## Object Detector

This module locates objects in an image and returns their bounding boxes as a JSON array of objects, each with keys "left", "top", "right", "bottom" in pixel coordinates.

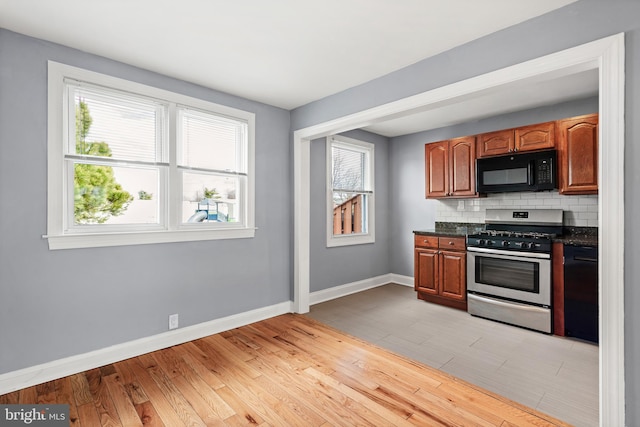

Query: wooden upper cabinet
[
  {"left": 477, "top": 129, "right": 513, "bottom": 157},
  {"left": 557, "top": 113, "right": 599, "bottom": 195},
  {"left": 477, "top": 121, "right": 556, "bottom": 157},
  {"left": 425, "top": 141, "right": 449, "bottom": 198},
  {"left": 449, "top": 136, "right": 476, "bottom": 197},
  {"left": 425, "top": 136, "right": 476, "bottom": 198},
  {"left": 515, "top": 121, "right": 555, "bottom": 152}
]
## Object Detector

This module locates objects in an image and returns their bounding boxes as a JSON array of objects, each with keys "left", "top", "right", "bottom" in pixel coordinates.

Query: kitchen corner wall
[{"left": 437, "top": 192, "right": 598, "bottom": 227}]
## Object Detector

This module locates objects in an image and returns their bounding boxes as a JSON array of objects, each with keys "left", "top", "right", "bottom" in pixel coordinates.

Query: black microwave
[{"left": 476, "top": 149, "right": 557, "bottom": 193}]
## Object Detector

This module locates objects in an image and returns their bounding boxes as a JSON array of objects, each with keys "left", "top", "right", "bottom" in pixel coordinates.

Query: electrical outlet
[
  {"left": 457, "top": 200, "right": 465, "bottom": 211},
  {"left": 168, "top": 313, "right": 179, "bottom": 330}
]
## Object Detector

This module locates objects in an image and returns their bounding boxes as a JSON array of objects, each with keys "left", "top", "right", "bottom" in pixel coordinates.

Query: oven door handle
[{"left": 466, "top": 246, "right": 551, "bottom": 259}]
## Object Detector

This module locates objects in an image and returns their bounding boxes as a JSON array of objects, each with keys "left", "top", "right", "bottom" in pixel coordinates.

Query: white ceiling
[{"left": 0, "top": 0, "right": 592, "bottom": 136}]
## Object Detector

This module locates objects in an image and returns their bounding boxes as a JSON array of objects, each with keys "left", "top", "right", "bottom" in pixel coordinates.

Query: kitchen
[
  {"left": 416, "top": 111, "right": 598, "bottom": 340},
  {"left": 308, "top": 90, "right": 601, "bottom": 426}
]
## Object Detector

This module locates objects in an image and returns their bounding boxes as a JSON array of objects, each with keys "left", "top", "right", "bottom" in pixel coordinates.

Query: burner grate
[{"left": 476, "top": 230, "right": 556, "bottom": 239}]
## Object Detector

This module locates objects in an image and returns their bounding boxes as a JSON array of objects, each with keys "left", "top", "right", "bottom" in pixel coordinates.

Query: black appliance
[
  {"left": 476, "top": 149, "right": 557, "bottom": 193},
  {"left": 467, "top": 209, "right": 563, "bottom": 334},
  {"left": 564, "top": 245, "right": 599, "bottom": 344}
]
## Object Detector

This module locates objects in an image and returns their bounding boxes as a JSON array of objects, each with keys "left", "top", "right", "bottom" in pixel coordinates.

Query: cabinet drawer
[
  {"left": 414, "top": 235, "right": 439, "bottom": 248},
  {"left": 438, "top": 236, "right": 466, "bottom": 251}
]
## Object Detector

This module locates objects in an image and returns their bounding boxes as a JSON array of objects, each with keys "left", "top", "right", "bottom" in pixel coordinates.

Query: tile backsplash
[{"left": 436, "top": 192, "right": 598, "bottom": 227}]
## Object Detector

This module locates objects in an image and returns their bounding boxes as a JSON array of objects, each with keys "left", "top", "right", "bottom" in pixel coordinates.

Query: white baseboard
[
  {"left": 309, "top": 273, "right": 414, "bottom": 305},
  {"left": 0, "top": 301, "right": 293, "bottom": 395},
  {"left": 388, "top": 273, "right": 414, "bottom": 288},
  {"left": 0, "top": 272, "right": 413, "bottom": 395}
]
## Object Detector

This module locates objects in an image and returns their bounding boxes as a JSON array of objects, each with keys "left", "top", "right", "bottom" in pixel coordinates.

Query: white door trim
[{"left": 293, "top": 33, "right": 625, "bottom": 426}]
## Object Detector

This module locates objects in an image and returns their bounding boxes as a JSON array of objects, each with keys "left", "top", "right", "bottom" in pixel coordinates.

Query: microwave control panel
[{"left": 536, "top": 159, "right": 553, "bottom": 184}]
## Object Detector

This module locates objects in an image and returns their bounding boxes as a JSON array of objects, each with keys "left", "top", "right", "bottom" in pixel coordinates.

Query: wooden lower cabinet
[{"left": 414, "top": 235, "right": 467, "bottom": 310}]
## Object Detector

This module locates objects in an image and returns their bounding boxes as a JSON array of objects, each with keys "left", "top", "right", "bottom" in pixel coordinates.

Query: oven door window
[{"left": 475, "top": 255, "right": 539, "bottom": 293}]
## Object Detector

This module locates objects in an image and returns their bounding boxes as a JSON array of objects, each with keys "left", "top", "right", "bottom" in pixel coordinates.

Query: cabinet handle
[{"left": 448, "top": 241, "right": 454, "bottom": 245}]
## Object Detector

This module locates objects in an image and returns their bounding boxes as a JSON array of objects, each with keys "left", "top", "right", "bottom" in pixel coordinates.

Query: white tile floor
[{"left": 306, "top": 283, "right": 599, "bottom": 427}]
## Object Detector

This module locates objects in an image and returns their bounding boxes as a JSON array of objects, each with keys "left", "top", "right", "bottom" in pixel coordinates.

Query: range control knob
[
  {"left": 478, "top": 239, "right": 486, "bottom": 246},
  {"left": 502, "top": 241, "right": 510, "bottom": 247}
]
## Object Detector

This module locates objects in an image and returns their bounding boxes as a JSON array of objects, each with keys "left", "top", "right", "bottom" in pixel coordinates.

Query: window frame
[
  {"left": 47, "top": 61, "right": 255, "bottom": 250},
  {"left": 325, "top": 135, "right": 375, "bottom": 247}
]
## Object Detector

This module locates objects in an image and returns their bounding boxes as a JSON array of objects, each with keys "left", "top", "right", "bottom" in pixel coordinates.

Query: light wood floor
[
  {"left": 0, "top": 313, "right": 572, "bottom": 426},
  {"left": 306, "top": 284, "right": 599, "bottom": 427}
]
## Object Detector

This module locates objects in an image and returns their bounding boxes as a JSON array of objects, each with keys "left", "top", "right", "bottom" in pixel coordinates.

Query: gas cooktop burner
[
  {"left": 466, "top": 209, "right": 563, "bottom": 254},
  {"left": 476, "top": 230, "right": 556, "bottom": 239}
]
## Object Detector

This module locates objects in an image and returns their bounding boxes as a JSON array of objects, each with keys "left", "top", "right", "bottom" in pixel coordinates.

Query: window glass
[
  {"left": 72, "top": 164, "right": 160, "bottom": 225},
  {"left": 182, "top": 172, "right": 241, "bottom": 224}
]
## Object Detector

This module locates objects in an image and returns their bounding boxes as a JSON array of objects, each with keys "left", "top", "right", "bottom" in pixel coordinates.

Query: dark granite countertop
[
  {"left": 414, "top": 223, "right": 598, "bottom": 246},
  {"left": 553, "top": 226, "right": 598, "bottom": 246},
  {"left": 553, "top": 236, "right": 598, "bottom": 246},
  {"left": 413, "top": 229, "right": 467, "bottom": 237},
  {"left": 413, "top": 222, "right": 484, "bottom": 238}
]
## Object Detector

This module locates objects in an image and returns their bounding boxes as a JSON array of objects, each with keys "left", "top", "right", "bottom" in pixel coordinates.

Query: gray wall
[
  {"left": 309, "top": 129, "right": 390, "bottom": 292},
  {"left": 389, "top": 97, "right": 598, "bottom": 277},
  {"left": 291, "top": 1, "right": 640, "bottom": 423},
  {"left": 2, "top": 0, "right": 640, "bottom": 422},
  {"left": 0, "top": 29, "right": 291, "bottom": 374}
]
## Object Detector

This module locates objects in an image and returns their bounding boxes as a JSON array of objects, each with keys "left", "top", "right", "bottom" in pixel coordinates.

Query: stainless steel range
[{"left": 466, "top": 209, "right": 563, "bottom": 333}]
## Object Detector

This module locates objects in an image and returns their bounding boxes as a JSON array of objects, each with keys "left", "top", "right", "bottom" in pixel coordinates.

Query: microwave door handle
[{"left": 528, "top": 160, "right": 535, "bottom": 186}]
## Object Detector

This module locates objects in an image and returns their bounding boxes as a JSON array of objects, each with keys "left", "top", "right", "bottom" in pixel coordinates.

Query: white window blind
[
  {"left": 178, "top": 107, "right": 246, "bottom": 173},
  {"left": 332, "top": 145, "right": 365, "bottom": 194},
  {"left": 68, "top": 82, "right": 166, "bottom": 163}
]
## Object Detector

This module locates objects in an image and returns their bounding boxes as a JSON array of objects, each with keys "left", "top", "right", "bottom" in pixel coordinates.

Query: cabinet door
[
  {"left": 415, "top": 248, "right": 439, "bottom": 295},
  {"left": 425, "top": 141, "right": 449, "bottom": 198},
  {"left": 552, "top": 242, "right": 565, "bottom": 336},
  {"left": 477, "top": 129, "right": 513, "bottom": 157},
  {"left": 515, "top": 121, "right": 555, "bottom": 152},
  {"left": 439, "top": 250, "right": 466, "bottom": 300},
  {"left": 449, "top": 136, "right": 476, "bottom": 197},
  {"left": 557, "top": 114, "right": 599, "bottom": 195}
]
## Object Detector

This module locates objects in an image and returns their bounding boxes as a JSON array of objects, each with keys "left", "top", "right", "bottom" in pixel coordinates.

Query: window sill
[
  {"left": 326, "top": 233, "right": 375, "bottom": 248},
  {"left": 45, "top": 227, "right": 256, "bottom": 250}
]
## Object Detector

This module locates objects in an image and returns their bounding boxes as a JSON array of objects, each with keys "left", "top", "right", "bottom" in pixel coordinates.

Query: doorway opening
[{"left": 293, "top": 33, "right": 625, "bottom": 425}]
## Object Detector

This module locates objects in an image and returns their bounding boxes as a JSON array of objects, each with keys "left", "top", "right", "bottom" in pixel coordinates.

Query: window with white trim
[
  {"left": 47, "top": 62, "right": 255, "bottom": 249},
  {"left": 326, "top": 135, "right": 374, "bottom": 247}
]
